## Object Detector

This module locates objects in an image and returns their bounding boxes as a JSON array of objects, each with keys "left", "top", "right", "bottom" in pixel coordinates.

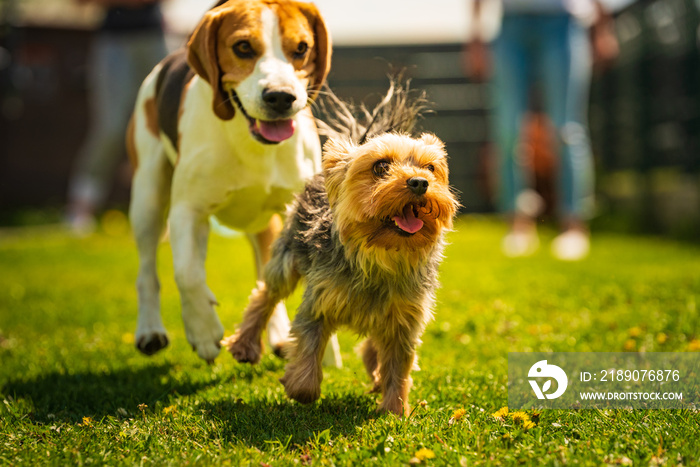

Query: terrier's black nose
[
  {"left": 407, "top": 177, "right": 429, "bottom": 195},
  {"left": 262, "top": 89, "right": 296, "bottom": 113}
]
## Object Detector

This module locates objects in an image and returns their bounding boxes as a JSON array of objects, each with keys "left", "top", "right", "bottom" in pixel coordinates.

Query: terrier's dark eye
[
  {"left": 233, "top": 41, "right": 255, "bottom": 58},
  {"left": 426, "top": 164, "right": 435, "bottom": 172},
  {"left": 373, "top": 160, "right": 390, "bottom": 177},
  {"left": 293, "top": 41, "right": 309, "bottom": 59}
]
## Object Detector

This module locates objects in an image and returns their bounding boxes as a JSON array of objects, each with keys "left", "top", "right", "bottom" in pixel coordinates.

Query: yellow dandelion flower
[
  {"left": 80, "top": 416, "right": 93, "bottom": 427},
  {"left": 688, "top": 339, "right": 700, "bottom": 351},
  {"left": 492, "top": 406, "right": 509, "bottom": 420},
  {"left": 523, "top": 420, "right": 536, "bottom": 430},
  {"left": 623, "top": 339, "right": 637, "bottom": 351},
  {"left": 510, "top": 411, "right": 530, "bottom": 424},
  {"left": 449, "top": 408, "right": 467, "bottom": 425},
  {"left": 163, "top": 405, "right": 177, "bottom": 415},
  {"left": 628, "top": 327, "right": 643, "bottom": 338},
  {"left": 414, "top": 448, "right": 436, "bottom": 460},
  {"left": 656, "top": 332, "right": 667, "bottom": 344}
]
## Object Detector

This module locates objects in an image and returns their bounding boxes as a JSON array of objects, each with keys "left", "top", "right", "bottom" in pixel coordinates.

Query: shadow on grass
[
  {"left": 3, "top": 363, "right": 212, "bottom": 423},
  {"left": 202, "top": 393, "right": 378, "bottom": 449}
]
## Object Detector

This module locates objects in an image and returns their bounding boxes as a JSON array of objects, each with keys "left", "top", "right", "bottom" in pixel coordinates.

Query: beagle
[{"left": 127, "top": 0, "right": 340, "bottom": 365}]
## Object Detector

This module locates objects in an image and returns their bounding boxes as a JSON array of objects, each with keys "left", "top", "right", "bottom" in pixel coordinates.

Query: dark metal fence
[
  {"left": 591, "top": 0, "right": 700, "bottom": 173},
  {"left": 0, "top": 26, "right": 94, "bottom": 213},
  {"left": 589, "top": 0, "right": 700, "bottom": 235},
  {"left": 324, "top": 44, "right": 493, "bottom": 214}
]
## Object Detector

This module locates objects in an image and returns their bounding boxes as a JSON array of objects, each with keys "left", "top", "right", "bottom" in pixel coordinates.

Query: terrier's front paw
[
  {"left": 378, "top": 397, "right": 408, "bottom": 417},
  {"left": 224, "top": 332, "right": 263, "bottom": 364},
  {"left": 368, "top": 381, "right": 381, "bottom": 394},
  {"left": 280, "top": 373, "right": 321, "bottom": 404}
]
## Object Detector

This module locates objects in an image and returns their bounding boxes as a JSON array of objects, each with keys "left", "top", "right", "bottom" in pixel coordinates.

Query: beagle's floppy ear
[
  {"left": 187, "top": 9, "right": 236, "bottom": 121},
  {"left": 322, "top": 137, "right": 353, "bottom": 205},
  {"left": 298, "top": 2, "right": 332, "bottom": 100}
]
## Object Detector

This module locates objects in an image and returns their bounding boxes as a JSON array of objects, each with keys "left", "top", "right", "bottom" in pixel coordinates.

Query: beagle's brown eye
[
  {"left": 293, "top": 41, "right": 309, "bottom": 59},
  {"left": 373, "top": 160, "right": 390, "bottom": 177},
  {"left": 233, "top": 40, "right": 255, "bottom": 58},
  {"left": 426, "top": 164, "right": 435, "bottom": 173}
]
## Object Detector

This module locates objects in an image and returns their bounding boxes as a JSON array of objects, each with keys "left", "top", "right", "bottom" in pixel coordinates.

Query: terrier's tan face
[{"left": 323, "top": 133, "right": 458, "bottom": 252}]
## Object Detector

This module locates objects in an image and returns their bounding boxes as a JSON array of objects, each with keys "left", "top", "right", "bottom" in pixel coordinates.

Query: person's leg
[
  {"left": 67, "top": 34, "right": 135, "bottom": 231},
  {"left": 67, "top": 31, "right": 167, "bottom": 232},
  {"left": 129, "top": 29, "right": 168, "bottom": 94},
  {"left": 491, "top": 16, "right": 539, "bottom": 256},
  {"left": 539, "top": 15, "right": 594, "bottom": 259}
]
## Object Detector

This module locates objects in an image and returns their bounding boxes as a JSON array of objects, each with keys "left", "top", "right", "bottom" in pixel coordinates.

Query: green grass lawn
[{"left": 1, "top": 216, "right": 699, "bottom": 465}]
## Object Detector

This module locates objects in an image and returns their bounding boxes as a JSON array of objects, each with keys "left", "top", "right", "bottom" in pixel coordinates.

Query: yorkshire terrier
[{"left": 224, "top": 80, "right": 459, "bottom": 416}]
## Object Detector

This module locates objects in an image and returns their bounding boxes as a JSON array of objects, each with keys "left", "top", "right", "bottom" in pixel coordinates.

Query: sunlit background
[{"left": 0, "top": 0, "right": 698, "bottom": 238}]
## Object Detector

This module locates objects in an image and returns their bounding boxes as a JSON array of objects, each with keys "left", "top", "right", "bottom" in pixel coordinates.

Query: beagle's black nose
[
  {"left": 262, "top": 89, "right": 296, "bottom": 114},
  {"left": 407, "top": 177, "right": 429, "bottom": 195}
]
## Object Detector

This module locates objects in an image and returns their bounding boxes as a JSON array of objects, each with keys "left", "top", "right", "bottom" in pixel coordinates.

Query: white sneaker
[
  {"left": 551, "top": 230, "right": 590, "bottom": 261},
  {"left": 502, "top": 230, "right": 540, "bottom": 257},
  {"left": 65, "top": 212, "right": 97, "bottom": 236}
]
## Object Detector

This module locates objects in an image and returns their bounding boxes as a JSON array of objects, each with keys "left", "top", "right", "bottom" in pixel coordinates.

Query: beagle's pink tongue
[
  {"left": 256, "top": 119, "right": 296, "bottom": 142},
  {"left": 393, "top": 205, "right": 423, "bottom": 233}
]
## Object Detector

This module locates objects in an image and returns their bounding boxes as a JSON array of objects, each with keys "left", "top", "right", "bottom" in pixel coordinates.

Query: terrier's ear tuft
[
  {"left": 322, "top": 137, "right": 354, "bottom": 205},
  {"left": 420, "top": 133, "right": 445, "bottom": 150}
]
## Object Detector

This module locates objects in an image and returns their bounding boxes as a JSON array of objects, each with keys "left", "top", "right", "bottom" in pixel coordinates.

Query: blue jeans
[{"left": 491, "top": 13, "right": 594, "bottom": 219}]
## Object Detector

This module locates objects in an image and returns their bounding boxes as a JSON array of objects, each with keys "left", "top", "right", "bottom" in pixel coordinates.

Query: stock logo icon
[{"left": 528, "top": 360, "right": 568, "bottom": 399}]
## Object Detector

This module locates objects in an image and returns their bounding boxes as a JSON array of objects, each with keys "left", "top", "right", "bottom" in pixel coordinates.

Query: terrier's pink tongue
[
  {"left": 393, "top": 205, "right": 423, "bottom": 234},
  {"left": 256, "top": 119, "right": 296, "bottom": 142}
]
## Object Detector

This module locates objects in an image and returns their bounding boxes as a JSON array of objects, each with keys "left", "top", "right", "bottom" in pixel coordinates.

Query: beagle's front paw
[
  {"left": 183, "top": 309, "right": 224, "bottom": 364},
  {"left": 191, "top": 337, "right": 222, "bottom": 364},
  {"left": 135, "top": 328, "right": 169, "bottom": 356}
]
